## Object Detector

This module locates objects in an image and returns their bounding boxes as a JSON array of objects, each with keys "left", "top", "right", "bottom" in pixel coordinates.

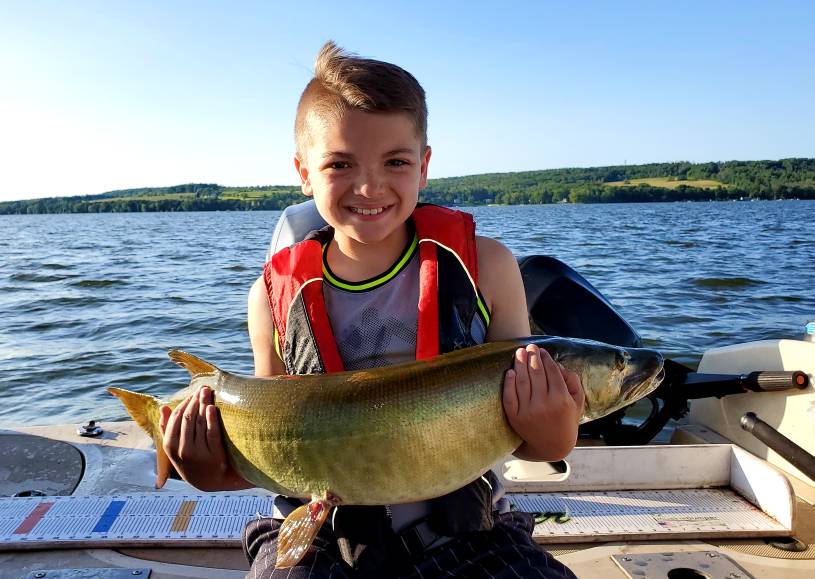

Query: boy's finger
[
  {"left": 164, "top": 397, "right": 191, "bottom": 458},
  {"left": 526, "top": 345, "right": 543, "bottom": 372},
  {"left": 195, "top": 406, "right": 209, "bottom": 447},
  {"left": 526, "top": 344, "right": 547, "bottom": 396},
  {"left": 513, "top": 348, "right": 531, "bottom": 406},
  {"left": 198, "top": 387, "right": 216, "bottom": 447},
  {"left": 159, "top": 405, "right": 171, "bottom": 433},
  {"left": 540, "top": 349, "right": 569, "bottom": 401},
  {"left": 531, "top": 347, "right": 558, "bottom": 405},
  {"left": 198, "top": 387, "right": 209, "bottom": 419},
  {"left": 502, "top": 369, "right": 519, "bottom": 417},
  {"left": 205, "top": 405, "right": 223, "bottom": 457},
  {"left": 180, "top": 394, "right": 200, "bottom": 456}
]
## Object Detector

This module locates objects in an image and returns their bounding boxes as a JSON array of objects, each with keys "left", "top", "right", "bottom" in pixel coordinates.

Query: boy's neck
[{"left": 326, "top": 224, "right": 411, "bottom": 282}]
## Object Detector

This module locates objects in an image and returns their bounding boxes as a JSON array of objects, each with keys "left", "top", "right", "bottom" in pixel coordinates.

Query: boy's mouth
[{"left": 349, "top": 205, "right": 389, "bottom": 216}]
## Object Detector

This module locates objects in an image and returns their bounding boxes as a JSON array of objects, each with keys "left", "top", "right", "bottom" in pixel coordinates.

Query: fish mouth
[{"left": 621, "top": 353, "right": 665, "bottom": 403}]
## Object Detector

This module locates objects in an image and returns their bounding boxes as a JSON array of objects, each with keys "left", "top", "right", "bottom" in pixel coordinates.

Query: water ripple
[
  {"left": 10, "top": 273, "right": 72, "bottom": 283},
  {"left": 1, "top": 202, "right": 814, "bottom": 426},
  {"left": 70, "top": 279, "right": 128, "bottom": 288},
  {"left": 690, "top": 276, "right": 766, "bottom": 288}
]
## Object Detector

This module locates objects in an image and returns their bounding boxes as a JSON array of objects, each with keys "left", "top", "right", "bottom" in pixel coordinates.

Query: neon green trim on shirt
[
  {"left": 273, "top": 327, "right": 281, "bottom": 359},
  {"left": 476, "top": 290, "right": 491, "bottom": 327},
  {"left": 322, "top": 234, "right": 419, "bottom": 292}
]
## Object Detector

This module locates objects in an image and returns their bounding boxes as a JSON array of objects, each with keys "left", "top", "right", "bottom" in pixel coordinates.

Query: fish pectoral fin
[
  {"left": 275, "top": 498, "right": 333, "bottom": 568},
  {"left": 168, "top": 350, "right": 219, "bottom": 377}
]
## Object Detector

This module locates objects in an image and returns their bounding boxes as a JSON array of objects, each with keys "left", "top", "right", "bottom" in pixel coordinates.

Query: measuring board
[
  {"left": 0, "top": 488, "right": 789, "bottom": 550},
  {"left": 0, "top": 494, "right": 276, "bottom": 549},
  {"left": 515, "top": 488, "right": 789, "bottom": 543}
]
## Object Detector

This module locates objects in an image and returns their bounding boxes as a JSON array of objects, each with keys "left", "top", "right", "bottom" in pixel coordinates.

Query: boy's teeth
[{"left": 351, "top": 207, "right": 385, "bottom": 216}]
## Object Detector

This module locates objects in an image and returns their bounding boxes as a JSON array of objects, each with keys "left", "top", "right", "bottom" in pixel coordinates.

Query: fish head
[{"left": 535, "top": 337, "right": 664, "bottom": 423}]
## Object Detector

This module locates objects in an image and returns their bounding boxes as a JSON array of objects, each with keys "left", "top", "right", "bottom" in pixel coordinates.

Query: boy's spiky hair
[{"left": 295, "top": 41, "right": 428, "bottom": 158}]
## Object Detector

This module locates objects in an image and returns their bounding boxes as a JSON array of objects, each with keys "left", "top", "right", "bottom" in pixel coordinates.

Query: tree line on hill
[{"left": 2, "top": 158, "right": 814, "bottom": 215}]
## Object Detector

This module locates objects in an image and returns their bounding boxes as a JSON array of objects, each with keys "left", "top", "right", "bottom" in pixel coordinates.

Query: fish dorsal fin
[{"left": 168, "top": 350, "right": 220, "bottom": 377}]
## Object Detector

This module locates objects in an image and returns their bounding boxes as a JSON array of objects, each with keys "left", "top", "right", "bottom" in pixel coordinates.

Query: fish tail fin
[
  {"left": 275, "top": 498, "right": 334, "bottom": 568},
  {"left": 107, "top": 386, "right": 171, "bottom": 489},
  {"left": 168, "top": 349, "right": 220, "bottom": 377},
  {"left": 107, "top": 387, "right": 161, "bottom": 439}
]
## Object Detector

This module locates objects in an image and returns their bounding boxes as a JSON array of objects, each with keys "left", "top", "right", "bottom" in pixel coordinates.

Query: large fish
[{"left": 109, "top": 336, "right": 663, "bottom": 567}]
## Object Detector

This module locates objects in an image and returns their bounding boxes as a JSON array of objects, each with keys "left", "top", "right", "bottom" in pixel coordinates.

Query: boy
[{"left": 161, "top": 42, "right": 583, "bottom": 578}]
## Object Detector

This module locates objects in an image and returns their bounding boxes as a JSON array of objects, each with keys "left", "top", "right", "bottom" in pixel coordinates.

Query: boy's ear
[
  {"left": 419, "top": 146, "right": 432, "bottom": 189},
  {"left": 294, "top": 155, "right": 313, "bottom": 197}
]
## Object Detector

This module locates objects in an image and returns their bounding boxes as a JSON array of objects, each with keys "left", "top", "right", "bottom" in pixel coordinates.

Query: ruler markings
[
  {"left": 0, "top": 518, "right": 21, "bottom": 537},
  {"left": 13, "top": 501, "right": 54, "bottom": 534},
  {"left": 91, "top": 500, "right": 125, "bottom": 533},
  {"left": 0, "top": 490, "right": 787, "bottom": 545},
  {"left": 1, "top": 500, "right": 34, "bottom": 519},
  {"left": 48, "top": 499, "right": 80, "bottom": 517},
  {"left": 170, "top": 499, "right": 197, "bottom": 533}
]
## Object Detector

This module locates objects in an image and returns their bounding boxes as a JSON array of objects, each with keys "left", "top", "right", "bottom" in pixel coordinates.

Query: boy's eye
[
  {"left": 387, "top": 159, "right": 409, "bottom": 167},
  {"left": 326, "top": 161, "right": 351, "bottom": 170}
]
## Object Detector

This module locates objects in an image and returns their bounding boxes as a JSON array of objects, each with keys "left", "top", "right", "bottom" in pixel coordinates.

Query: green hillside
[
  {"left": 604, "top": 177, "right": 724, "bottom": 189},
  {"left": 2, "top": 158, "right": 814, "bottom": 214}
]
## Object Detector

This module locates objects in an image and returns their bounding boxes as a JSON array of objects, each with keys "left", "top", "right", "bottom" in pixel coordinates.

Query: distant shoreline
[
  {"left": 2, "top": 197, "right": 813, "bottom": 216},
  {"left": 2, "top": 158, "right": 813, "bottom": 215}
]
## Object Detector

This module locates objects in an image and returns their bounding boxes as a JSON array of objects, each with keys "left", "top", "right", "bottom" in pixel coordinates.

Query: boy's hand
[
  {"left": 160, "top": 386, "right": 251, "bottom": 491},
  {"left": 503, "top": 344, "right": 586, "bottom": 461}
]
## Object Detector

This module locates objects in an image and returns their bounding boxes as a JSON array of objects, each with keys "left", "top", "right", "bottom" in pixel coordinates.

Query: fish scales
[
  {"left": 215, "top": 341, "right": 521, "bottom": 504},
  {"left": 110, "top": 336, "right": 663, "bottom": 506}
]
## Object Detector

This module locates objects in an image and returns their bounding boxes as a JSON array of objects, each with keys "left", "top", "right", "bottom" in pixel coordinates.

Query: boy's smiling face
[{"left": 295, "top": 109, "right": 431, "bottom": 249}]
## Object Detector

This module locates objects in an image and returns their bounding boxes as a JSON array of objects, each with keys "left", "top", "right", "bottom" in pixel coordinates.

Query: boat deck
[{"left": 1, "top": 422, "right": 814, "bottom": 579}]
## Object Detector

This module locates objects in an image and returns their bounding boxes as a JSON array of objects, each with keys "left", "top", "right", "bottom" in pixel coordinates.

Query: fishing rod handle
[
  {"left": 740, "top": 412, "right": 815, "bottom": 481},
  {"left": 745, "top": 370, "right": 809, "bottom": 392}
]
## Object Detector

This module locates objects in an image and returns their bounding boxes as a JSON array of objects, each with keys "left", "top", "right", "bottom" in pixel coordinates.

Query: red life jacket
[{"left": 264, "top": 204, "right": 489, "bottom": 375}]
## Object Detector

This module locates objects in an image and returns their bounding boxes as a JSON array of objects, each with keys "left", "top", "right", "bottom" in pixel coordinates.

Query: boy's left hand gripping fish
[{"left": 109, "top": 336, "right": 663, "bottom": 568}]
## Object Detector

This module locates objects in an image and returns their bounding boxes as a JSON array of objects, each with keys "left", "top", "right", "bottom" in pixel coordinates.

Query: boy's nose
[{"left": 356, "top": 171, "right": 385, "bottom": 198}]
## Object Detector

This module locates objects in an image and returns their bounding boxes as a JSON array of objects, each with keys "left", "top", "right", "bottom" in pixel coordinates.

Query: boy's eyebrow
[
  {"left": 383, "top": 148, "right": 417, "bottom": 157},
  {"left": 322, "top": 150, "right": 354, "bottom": 159},
  {"left": 321, "top": 148, "right": 417, "bottom": 159}
]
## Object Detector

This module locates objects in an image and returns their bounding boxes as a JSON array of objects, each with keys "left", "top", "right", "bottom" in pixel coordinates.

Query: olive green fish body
[
  {"left": 196, "top": 341, "right": 522, "bottom": 504},
  {"left": 109, "top": 336, "right": 663, "bottom": 505}
]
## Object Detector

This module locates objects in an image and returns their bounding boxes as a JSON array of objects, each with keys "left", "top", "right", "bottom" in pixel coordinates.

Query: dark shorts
[{"left": 242, "top": 511, "right": 577, "bottom": 579}]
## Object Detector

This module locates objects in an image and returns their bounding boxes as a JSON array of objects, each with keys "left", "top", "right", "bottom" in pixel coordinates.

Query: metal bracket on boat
[
  {"left": 25, "top": 569, "right": 151, "bottom": 579},
  {"left": 612, "top": 551, "right": 754, "bottom": 579},
  {"left": 76, "top": 420, "right": 103, "bottom": 437}
]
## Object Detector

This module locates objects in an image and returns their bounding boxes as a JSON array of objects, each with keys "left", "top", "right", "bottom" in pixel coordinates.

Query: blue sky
[{"left": 1, "top": 1, "right": 813, "bottom": 201}]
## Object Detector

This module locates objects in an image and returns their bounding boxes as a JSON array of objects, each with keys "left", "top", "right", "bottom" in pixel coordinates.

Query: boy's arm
[
  {"left": 248, "top": 275, "right": 286, "bottom": 377},
  {"left": 477, "top": 237, "right": 586, "bottom": 462},
  {"left": 157, "top": 275, "right": 284, "bottom": 492}
]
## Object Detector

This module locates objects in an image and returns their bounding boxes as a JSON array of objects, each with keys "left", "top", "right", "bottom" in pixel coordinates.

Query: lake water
[{"left": 1, "top": 201, "right": 813, "bottom": 427}]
